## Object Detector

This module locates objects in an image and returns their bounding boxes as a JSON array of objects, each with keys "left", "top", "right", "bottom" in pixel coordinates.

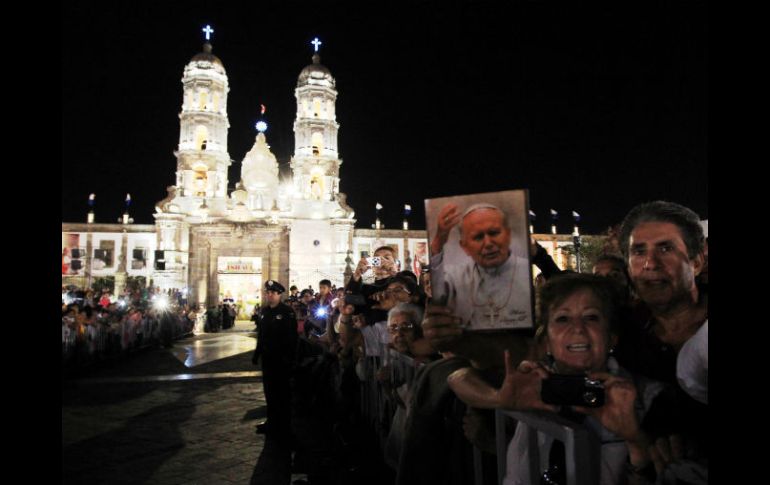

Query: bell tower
[
  {"left": 291, "top": 38, "right": 341, "bottom": 203},
  {"left": 173, "top": 24, "right": 231, "bottom": 218}
]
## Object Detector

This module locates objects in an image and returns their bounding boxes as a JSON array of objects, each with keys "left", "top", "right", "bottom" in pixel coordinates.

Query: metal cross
[
  {"left": 311, "top": 37, "right": 322, "bottom": 52},
  {"left": 202, "top": 25, "right": 214, "bottom": 41},
  {"left": 482, "top": 299, "right": 500, "bottom": 327}
]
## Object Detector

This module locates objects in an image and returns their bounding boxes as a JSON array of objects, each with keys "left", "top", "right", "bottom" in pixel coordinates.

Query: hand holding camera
[
  {"left": 570, "top": 371, "right": 643, "bottom": 444},
  {"left": 496, "top": 353, "right": 560, "bottom": 412},
  {"left": 354, "top": 257, "right": 371, "bottom": 278},
  {"left": 540, "top": 374, "right": 606, "bottom": 408}
]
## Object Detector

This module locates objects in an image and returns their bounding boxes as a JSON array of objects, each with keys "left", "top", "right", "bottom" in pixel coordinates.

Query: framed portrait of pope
[{"left": 425, "top": 189, "right": 534, "bottom": 331}]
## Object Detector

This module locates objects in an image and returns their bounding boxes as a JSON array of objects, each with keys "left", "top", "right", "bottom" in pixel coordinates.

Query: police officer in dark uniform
[{"left": 252, "top": 280, "right": 298, "bottom": 440}]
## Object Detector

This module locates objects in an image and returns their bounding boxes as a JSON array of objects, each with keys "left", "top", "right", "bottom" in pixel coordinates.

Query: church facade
[
  {"left": 62, "top": 34, "right": 587, "bottom": 312},
  {"left": 62, "top": 36, "right": 435, "bottom": 311}
]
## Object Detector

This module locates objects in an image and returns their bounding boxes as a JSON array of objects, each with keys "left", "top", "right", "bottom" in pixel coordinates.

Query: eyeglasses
[
  {"left": 387, "top": 323, "right": 415, "bottom": 333},
  {"left": 384, "top": 287, "right": 410, "bottom": 296}
]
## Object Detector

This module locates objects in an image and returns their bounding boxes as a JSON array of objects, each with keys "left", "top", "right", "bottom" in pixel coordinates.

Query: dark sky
[{"left": 62, "top": 1, "right": 708, "bottom": 234}]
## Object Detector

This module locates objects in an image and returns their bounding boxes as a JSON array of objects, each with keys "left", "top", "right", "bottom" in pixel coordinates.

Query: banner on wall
[{"left": 62, "top": 233, "right": 82, "bottom": 276}]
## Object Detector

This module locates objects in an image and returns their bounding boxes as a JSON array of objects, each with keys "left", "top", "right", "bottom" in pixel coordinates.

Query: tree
[
  {"left": 91, "top": 276, "right": 115, "bottom": 293},
  {"left": 559, "top": 235, "right": 608, "bottom": 273},
  {"left": 125, "top": 276, "right": 147, "bottom": 293}
]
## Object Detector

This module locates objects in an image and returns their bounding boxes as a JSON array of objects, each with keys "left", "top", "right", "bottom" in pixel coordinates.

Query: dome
[
  {"left": 297, "top": 53, "right": 335, "bottom": 88},
  {"left": 241, "top": 133, "right": 279, "bottom": 192},
  {"left": 188, "top": 43, "right": 226, "bottom": 75}
]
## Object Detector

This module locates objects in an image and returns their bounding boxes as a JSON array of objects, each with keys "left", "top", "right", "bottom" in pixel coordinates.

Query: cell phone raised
[{"left": 540, "top": 374, "right": 605, "bottom": 408}]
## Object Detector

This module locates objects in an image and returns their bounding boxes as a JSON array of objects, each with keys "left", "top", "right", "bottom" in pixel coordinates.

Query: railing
[
  {"left": 62, "top": 313, "right": 194, "bottom": 369},
  {"left": 357, "top": 343, "right": 601, "bottom": 485},
  {"left": 357, "top": 343, "right": 494, "bottom": 485},
  {"left": 494, "top": 409, "right": 601, "bottom": 485}
]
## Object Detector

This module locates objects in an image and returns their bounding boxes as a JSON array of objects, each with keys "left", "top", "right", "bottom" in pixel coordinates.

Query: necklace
[{"left": 469, "top": 256, "right": 516, "bottom": 326}]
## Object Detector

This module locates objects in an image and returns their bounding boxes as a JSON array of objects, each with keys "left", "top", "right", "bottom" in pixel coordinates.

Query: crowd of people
[
  {"left": 61, "top": 286, "right": 196, "bottom": 368},
  {"left": 61, "top": 199, "right": 708, "bottom": 484},
  {"left": 249, "top": 200, "right": 708, "bottom": 485}
]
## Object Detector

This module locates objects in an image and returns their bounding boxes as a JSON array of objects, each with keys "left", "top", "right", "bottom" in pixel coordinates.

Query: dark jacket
[{"left": 252, "top": 302, "right": 298, "bottom": 368}]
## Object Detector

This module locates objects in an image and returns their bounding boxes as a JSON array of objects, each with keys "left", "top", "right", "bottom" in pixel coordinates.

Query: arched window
[
  {"left": 195, "top": 126, "right": 209, "bottom": 151},
  {"left": 192, "top": 166, "right": 208, "bottom": 197},
  {"left": 310, "top": 175, "right": 324, "bottom": 200},
  {"left": 311, "top": 132, "right": 324, "bottom": 156},
  {"left": 198, "top": 91, "right": 208, "bottom": 110}
]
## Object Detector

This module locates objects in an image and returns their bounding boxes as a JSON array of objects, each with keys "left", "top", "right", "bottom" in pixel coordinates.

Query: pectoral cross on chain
[{"left": 483, "top": 298, "right": 500, "bottom": 326}]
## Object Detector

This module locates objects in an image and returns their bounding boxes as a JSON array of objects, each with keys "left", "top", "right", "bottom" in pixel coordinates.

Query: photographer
[
  {"left": 295, "top": 289, "right": 314, "bottom": 336},
  {"left": 306, "top": 279, "right": 334, "bottom": 338},
  {"left": 446, "top": 274, "right": 665, "bottom": 485},
  {"left": 345, "top": 246, "right": 400, "bottom": 326}
]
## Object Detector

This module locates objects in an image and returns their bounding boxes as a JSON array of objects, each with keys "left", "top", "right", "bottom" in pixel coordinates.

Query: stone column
[
  {"left": 343, "top": 250, "right": 353, "bottom": 285},
  {"left": 85, "top": 230, "right": 93, "bottom": 290},
  {"left": 268, "top": 240, "right": 281, "bottom": 282},
  {"left": 403, "top": 232, "right": 411, "bottom": 273},
  {"left": 114, "top": 229, "right": 128, "bottom": 297}
]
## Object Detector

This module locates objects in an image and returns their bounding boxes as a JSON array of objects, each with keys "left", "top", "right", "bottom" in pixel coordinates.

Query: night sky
[{"left": 62, "top": 1, "right": 708, "bottom": 234}]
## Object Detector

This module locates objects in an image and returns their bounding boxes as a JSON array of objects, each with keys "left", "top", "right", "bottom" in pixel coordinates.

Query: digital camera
[
  {"left": 540, "top": 374, "right": 605, "bottom": 408},
  {"left": 367, "top": 256, "right": 382, "bottom": 267},
  {"left": 343, "top": 293, "right": 367, "bottom": 306}
]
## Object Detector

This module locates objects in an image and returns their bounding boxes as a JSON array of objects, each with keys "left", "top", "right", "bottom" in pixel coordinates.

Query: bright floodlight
[{"left": 154, "top": 295, "right": 170, "bottom": 311}]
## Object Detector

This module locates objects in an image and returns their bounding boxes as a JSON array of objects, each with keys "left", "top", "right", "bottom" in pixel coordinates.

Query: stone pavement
[{"left": 62, "top": 327, "right": 394, "bottom": 485}]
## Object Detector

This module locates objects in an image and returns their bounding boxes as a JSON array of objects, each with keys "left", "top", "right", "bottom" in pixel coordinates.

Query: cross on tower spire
[
  {"left": 202, "top": 25, "right": 214, "bottom": 41},
  {"left": 311, "top": 37, "right": 322, "bottom": 52}
]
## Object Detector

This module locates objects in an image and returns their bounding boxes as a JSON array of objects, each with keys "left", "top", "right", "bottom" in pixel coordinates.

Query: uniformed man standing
[{"left": 252, "top": 280, "right": 298, "bottom": 440}]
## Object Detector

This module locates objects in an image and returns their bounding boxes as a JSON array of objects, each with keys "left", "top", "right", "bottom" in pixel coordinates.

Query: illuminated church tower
[
  {"left": 286, "top": 38, "right": 355, "bottom": 287},
  {"left": 290, "top": 38, "right": 341, "bottom": 206},
  {"left": 174, "top": 25, "right": 231, "bottom": 216},
  {"left": 153, "top": 25, "right": 232, "bottom": 289}
]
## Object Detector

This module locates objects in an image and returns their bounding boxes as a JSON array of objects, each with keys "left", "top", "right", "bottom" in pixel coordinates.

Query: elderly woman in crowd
[
  {"left": 381, "top": 302, "right": 426, "bottom": 469},
  {"left": 386, "top": 302, "right": 423, "bottom": 357},
  {"left": 447, "top": 273, "right": 663, "bottom": 485}
]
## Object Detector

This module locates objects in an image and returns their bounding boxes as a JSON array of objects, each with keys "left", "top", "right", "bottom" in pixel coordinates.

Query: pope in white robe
[{"left": 430, "top": 203, "right": 533, "bottom": 330}]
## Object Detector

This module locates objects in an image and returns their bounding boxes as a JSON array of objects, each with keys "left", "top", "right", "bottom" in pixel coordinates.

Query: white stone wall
[
  {"left": 289, "top": 219, "right": 347, "bottom": 289},
  {"left": 61, "top": 227, "right": 157, "bottom": 278},
  {"left": 351, "top": 235, "right": 429, "bottom": 271}
]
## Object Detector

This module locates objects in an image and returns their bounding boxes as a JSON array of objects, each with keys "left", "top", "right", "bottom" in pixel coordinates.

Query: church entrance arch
[{"left": 216, "top": 256, "right": 262, "bottom": 320}]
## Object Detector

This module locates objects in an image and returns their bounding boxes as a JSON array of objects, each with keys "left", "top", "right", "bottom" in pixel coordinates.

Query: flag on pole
[
  {"left": 125, "top": 194, "right": 132, "bottom": 206},
  {"left": 404, "top": 204, "right": 411, "bottom": 215},
  {"left": 88, "top": 193, "right": 95, "bottom": 206},
  {"left": 550, "top": 209, "right": 558, "bottom": 220},
  {"left": 376, "top": 203, "right": 383, "bottom": 211},
  {"left": 529, "top": 210, "right": 536, "bottom": 219},
  {"left": 572, "top": 211, "right": 581, "bottom": 222}
]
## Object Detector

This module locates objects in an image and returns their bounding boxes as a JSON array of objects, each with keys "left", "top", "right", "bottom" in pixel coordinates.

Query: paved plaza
[{"left": 62, "top": 324, "right": 392, "bottom": 485}]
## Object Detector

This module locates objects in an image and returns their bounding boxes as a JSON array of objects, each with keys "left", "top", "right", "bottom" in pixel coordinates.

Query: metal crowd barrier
[
  {"left": 62, "top": 313, "right": 194, "bottom": 368},
  {"left": 494, "top": 409, "right": 601, "bottom": 485},
  {"left": 358, "top": 343, "right": 493, "bottom": 485}
]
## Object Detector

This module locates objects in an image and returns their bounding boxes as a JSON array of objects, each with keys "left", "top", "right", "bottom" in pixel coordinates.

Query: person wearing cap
[
  {"left": 252, "top": 280, "right": 298, "bottom": 438},
  {"left": 429, "top": 203, "right": 533, "bottom": 330}
]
